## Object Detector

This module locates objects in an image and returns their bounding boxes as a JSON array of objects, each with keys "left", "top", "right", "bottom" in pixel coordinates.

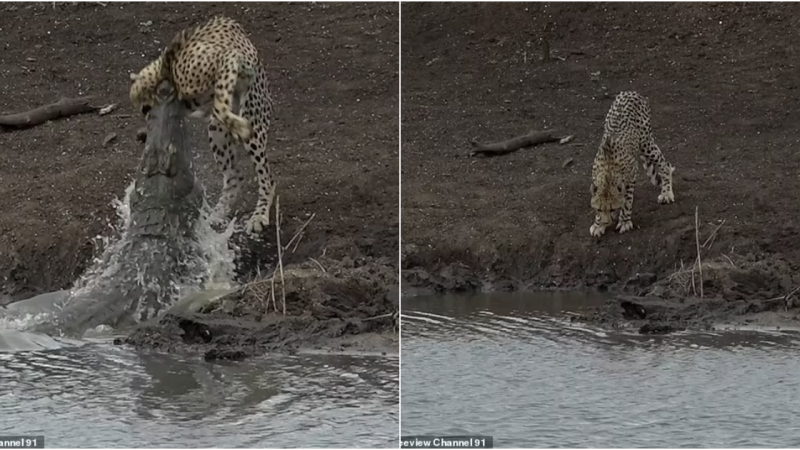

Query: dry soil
[{"left": 401, "top": 2, "right": 800, "bottom": 330}]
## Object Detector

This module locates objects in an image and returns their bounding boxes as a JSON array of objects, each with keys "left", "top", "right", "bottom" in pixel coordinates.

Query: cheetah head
[
  {"left": 590, "top": 181, "right": 624, "bottom": 217},
  {"left": 129, "top": 59, "right": 165, "bottom": 116}
]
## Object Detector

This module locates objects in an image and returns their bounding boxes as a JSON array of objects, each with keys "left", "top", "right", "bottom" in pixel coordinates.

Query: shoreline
[{"left": 402, "top": 243, "right": 800, "bottom": 333}]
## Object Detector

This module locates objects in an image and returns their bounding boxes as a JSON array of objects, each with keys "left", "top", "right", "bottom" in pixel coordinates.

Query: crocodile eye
[{"left": 141, "top": 105, "right": 152, "bottom": 115}]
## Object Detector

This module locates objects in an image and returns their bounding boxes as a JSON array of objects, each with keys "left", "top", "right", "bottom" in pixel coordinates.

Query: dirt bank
[
  {"left": 0, "top": 3, "right": 398, "bottom": 351},
  {"left": 401, "top": 2, "right": 800, "bottom": 329},
  {"left": 124, "top": 257, "right": 398, "bottom": 359},
  {"left": 0, "top": 2, "right": 398, "bottom": 299},
  {"left": 575, "top": 253, "right": 800, "bottom": 333}
]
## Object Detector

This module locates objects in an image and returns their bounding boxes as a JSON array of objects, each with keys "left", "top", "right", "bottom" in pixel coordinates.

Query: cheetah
[
  {"left": 129, "top": 15, "right": 276, "bottom": 234},
  {"left": 589, "top": 91, "right": 675, "bottom": 238}
]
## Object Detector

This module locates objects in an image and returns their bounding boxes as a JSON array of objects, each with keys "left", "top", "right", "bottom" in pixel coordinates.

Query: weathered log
[
  {"left": 0, "top": 97, "right": 99, "bottom": 131},
  {"left": 470, "top": 130, "right": 561, "bottom": 157}
]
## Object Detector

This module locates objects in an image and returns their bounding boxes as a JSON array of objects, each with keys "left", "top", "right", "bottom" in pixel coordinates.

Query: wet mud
[{"left": 124, "top": 257, "right": 398, "bottom": 359}]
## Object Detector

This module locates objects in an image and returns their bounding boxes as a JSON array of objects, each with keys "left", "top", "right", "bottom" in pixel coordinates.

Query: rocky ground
[
  {"left": 401, "top": 2, "right": 800, "bottom": 332},
  {"left": 0, "top": 2, "right": 398, "bottom": 354}
]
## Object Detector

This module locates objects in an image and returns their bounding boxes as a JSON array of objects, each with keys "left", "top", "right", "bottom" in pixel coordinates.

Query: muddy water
[
  {"left": 402, "top": 292, "right": 800, "bottom": 448},
  {"left": 0, "top": 342, "right": 398, "bottom": 448}
]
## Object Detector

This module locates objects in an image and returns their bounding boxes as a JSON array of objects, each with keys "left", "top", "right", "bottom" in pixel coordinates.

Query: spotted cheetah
[
  {"left": 129, "top": 15, "right": 276, "bottom": 234},
  {"left": 589, "top": 91, "right": 675, "bottom": 238}
]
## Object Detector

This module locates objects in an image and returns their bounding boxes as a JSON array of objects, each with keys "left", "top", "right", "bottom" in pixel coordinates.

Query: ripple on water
[
  {"left": 402, "top": 293, "right": 800, "bottom": 448},
  {"left": 0, "top": 345, "right": 398, "bottom": 447}
]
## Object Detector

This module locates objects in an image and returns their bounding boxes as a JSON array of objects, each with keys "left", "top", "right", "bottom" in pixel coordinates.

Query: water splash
[{"left": 1, "top": 181, "right": 238, "bottom": 332}]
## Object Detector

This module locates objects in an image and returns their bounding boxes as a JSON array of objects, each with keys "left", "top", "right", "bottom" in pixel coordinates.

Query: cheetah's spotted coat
[
  {"left": 130, "top": 16, "right": 276, "bottom": 234},
  {"left": 590, "top": 91, "right": 675, "bottom": 238}
]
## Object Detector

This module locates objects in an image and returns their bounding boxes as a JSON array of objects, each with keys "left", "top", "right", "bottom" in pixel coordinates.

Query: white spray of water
[{"left": 1, "top": 180, "right": 239, "bottom": 331}]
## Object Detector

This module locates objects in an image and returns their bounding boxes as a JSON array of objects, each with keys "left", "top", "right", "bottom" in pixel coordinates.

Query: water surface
[
  {"left": 1, "top": 340, "right": 398, "bottom": 448},
  {"left": 402, "top": 292, "right": 800, "bottom": 448}
]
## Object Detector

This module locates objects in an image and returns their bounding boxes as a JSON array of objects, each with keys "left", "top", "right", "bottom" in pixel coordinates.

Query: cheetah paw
[
  {"left": 616, "top": 220, "right": 634, "bottom": 234},
  {"left": 658, "top": 190, "right": 675, "bottom": 204},
  {"left": 229, "top": 114, "right": 253, "bottom": 142},
  {"left": 590, "top": 224, "right": 607, "bottom": 237},
  {"left": 246, "top": 213, "right": 270, "bottom": 234}
]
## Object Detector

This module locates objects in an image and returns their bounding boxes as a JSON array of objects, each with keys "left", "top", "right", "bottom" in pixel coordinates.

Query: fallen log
[
  {"left": 470, "top": 130, "right": 561, "bottom": 157},
  {"left": 0, "top": 96, "right": 99, "bottom": 131}
]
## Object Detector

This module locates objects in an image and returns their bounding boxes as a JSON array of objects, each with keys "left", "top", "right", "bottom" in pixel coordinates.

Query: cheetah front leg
[
  {"left": 590, "top": 211, "right": 613, "bottom": 237},
  {"left": 616, "top": 182, "right": 635, "bottom": 234},
  {"left": 212, "top": 54, "right": 253, "bottom": 143}
]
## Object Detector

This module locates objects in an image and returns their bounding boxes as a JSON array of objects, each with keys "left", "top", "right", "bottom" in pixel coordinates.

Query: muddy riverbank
[
  {"left": 401, "top": 2, "right": 800, "bottom": 329},
  {"left": 124, "top": 257, "right": 398, "bottom": 359},
  {"left": 0, "top": 3, "right": 398, "bottom": 350}
]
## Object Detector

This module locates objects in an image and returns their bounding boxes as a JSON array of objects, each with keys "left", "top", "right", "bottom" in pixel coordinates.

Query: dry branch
[
  {"left": 470, "top": 130, "right": 561, "bottom": 157},
  {"left": 0, "top": 96, "right": 99, "bottom": 131}
]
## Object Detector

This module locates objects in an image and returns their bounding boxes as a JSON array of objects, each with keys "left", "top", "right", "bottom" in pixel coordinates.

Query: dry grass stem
[
  {"left": 239, "top": 201, "right": 317, "bottom": 316},
  {"left": 362, "top": 313, "right": 393, "bottom": 321},
  {"left": 721, "top": 254, "right": 737, "bottom": 268},
  {"left": 275, "top": 196, "right": 286, "bottom": 315},
  {"left": 284, "top": 213, "right": 316, "bottom": 254},
  {"left": 695, "top": 206, "right": 704, "bottom": 299},
  {"left": 309, "top": 257, "right": 326, "bottom": 273},
  {"left": 270, "top": 276, "right": 277, "bottom": 313},
  {"left": 702, "top": 219, "right": 726, "bottom": 249},
  {"left": 291, "top": 233, "right": 304, "bottom": 253},
  {"left": 784, "top": 286, "right": 800, "bottom": 310}
]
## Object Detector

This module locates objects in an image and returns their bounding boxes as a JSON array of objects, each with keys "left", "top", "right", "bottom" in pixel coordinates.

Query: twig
[
  {"left": 784, "top": 286, "right": 800, "bottom": 311},
  {"left": 309, "top": 257, "right": 326, "bottom": 273},
  {"left": 362, "top": 313, "right": 393, "bottom": 321},
  {"left": 247, "top": 266, "right": 266, "bottom": 312},
  {"left": 275, "top": 196, "right": 286, "bottom": 315},
  {"left": 721, "top": 254, "right": 737, "bottom": 268},
  {"left": 702, "top": 219, "right": 726, "bottom": 249},
  {"left": 270, "top": 276, "right": 277, "bottom": 313},
  {"left": 695, "top": 206, "right": 704, "bottom": 299},
  {"left": 98, "top": 103, "right": 117, "bottom": 116},
  {"left": 283, "top": 213, "right": 316, "bottom": 253},
  {"left": 291, "top": 233, "right": 304, "bottom": 254}
]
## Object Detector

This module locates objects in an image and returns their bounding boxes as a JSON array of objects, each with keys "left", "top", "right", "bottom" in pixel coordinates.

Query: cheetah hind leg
[
  {"left": 642, "top": 143, "right": 676, "bottom": 204},
  {"left": 243, "top": 125, "right": 277, "bottom": 235},
  {"left": 208, "top": 123, "right": 243, "bottom": 228},
  {"left": 213, "top": 55, "right": 254, "bottom": 143}
]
